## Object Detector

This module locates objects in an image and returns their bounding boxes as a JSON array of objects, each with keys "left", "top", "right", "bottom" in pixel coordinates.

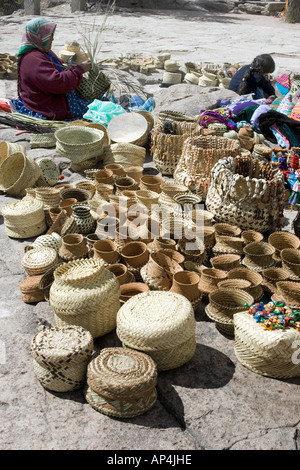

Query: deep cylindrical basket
[
  {"left": 85, "top": 347, "right": 157, "bottom": 418},
  {"left": 49, "top": 258, "right": 120, "bottom": 338},
  {"left": 116, "top": 291, "right": 196, "bottom": 371},
  {"left": 31, "top": 325, "right": 94, "bottom": 392}
]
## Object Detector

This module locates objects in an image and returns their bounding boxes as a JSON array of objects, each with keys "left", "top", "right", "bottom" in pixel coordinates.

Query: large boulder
[{"left": 153, "top": 83, "right": 238, "bottom": 118}]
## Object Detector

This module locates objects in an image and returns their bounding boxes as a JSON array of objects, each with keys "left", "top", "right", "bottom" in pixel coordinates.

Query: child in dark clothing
[{"left": 229, "top": 54, "right": 276, "bottom": 99}]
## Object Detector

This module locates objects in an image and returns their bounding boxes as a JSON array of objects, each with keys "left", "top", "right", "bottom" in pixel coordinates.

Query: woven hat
[
  {"left": 242, "top": 242, "right": 276, "bottom": 272},
  {"left": 22, "top": 247, "right": 58, "bottom": 277},
  {"left": 85, "top": 347, "right": 157, "bottom": 418},
  {"left": 116, "top": 291, "right": 196, "bottom": 370},
  {"left": 234, "top": 311, "right": 300, "bottom": 379},
  {"left": 31, "top": 325, "right": 94, "bottom": 392},
  {"left": 2, "top": 198, "right": 46, "bottom": 239}
]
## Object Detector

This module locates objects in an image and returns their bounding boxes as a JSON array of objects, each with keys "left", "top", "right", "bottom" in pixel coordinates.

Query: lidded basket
[
  {"left": 116, "top": 291, "right": 196, "bottom": 371},
  {"left": 31, "top": 325, "right": 94, "bottom": 392},
  {"left": 85, "top": 347, "right": 158, "bottom": 418}
]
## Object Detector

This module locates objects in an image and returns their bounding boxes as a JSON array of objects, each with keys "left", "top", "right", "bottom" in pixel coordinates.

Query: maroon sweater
[{"left": 18, "top": 49, "right": 85, "bottom": 120}]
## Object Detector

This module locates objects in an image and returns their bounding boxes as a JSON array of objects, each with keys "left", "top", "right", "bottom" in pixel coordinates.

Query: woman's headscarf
[{"left": 18, "top": 18, "right": 57, "bottom": 56}]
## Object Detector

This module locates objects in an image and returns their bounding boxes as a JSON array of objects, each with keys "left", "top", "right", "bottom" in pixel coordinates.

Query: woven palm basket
[
  {"left": 241, "top": 230, "right": 264, "bottom": 245},
  {"left": 0, "top": 152, "right": 42, "bottom": 197},
  {"left": 214, "top": 223, "right": 242, "bottom": 241},
  {"left": 206, "top": 155, "right": 285, "bottom": 233},
  {"left": 49, "top": 258, "right": 120, "bottom": 338},
  {"left": 208, "top": 288, "right": 254, "bottom": 319},
  {"left": 116, "top": 291, "right": 196, "bottom": 371},
  {"left": 174, "top": 135, "right": 240, "bottom": 200},
  {"left": 268, "top": 231, "right": 300, "bottom": 263},
  {"left": 279, "top": 248, "right": 300, "bottom": 280},
  {"left": 31, "top": 325, "right": 94, "bottom": 392},
  {"left": 19, "top": 275, "right": 45, "bottom": 303},
  {"left": 30, "top": 133, "right": 56, "bottom": 149},
  {"left": 242, "top": 242, "right": 276, "bottom": 272},
  {"left": 234, "top": 311, "right": 300, "bottom": 378},
  {"left": 227, "top": 267, "right": 264, "bottom": 302},
  {"left": 0, "top": 140, "right": 25, "bottom": 165},
  {"left": 35, "top": 187, "right": 61, "bottom": 210},
  {"left": 22, "top": 247, "right": 58, "bottom": 277},
  {"left": 261, "top": 267, "right": 290, "bottom": 294},
  {"left": 1, "top": 198, "right": 46, "bottom": 239},
  {"left": 158, "top": 183, "right": 189, "bottom": 206},
  {"left": 140, "top": 251, "right": 183, "bottom": 291},
  {"left": 55, "top": 126, "right": 104, "bottom": 163},
  {"left": 210, "top": 254, "right": 241, "bottom": 271},
  {"left": 217, "top": 278, "right": 252, "bottom": 293},
  {"left": 212, "top": 236, "right": 245, "bottom": 256},
  {"left": 205, "top": 304, "right": 239, "bottom": 337},
  {"left": 85, "top": 347, "right": 157, "bottom": 418},
  {"left": 102, "top": 143, "right": 146, "bottom": 168},
  {"left": 151, "top": 129, "right": 190, "bottom": 176}
]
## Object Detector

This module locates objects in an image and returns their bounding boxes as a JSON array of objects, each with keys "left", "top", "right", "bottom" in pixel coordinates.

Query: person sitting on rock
[
  {"left": 12, "top": 18, "right": 92, "bottom": 120},
  {"left": 228, "top": 54, "right": 276, "bottom": 100}
]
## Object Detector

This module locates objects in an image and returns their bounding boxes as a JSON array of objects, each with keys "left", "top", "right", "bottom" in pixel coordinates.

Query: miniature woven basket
[
  {"left": 55, "top": 126, "right": 104, "bottom": 163},
  {"left": 174, "top": 135, "right": 240, "bottom": 201},
  {"left": 0, "top": 152, "right": 42, "bottom": 197},
  {"left": 206, "top": 155, "right": 285, "bottom": 232},
  {"left": 212, "top": 236, "right": 245, "bottom": 256},
  {"left": 31, "top": 325, "right": 94, "bottom": 392},
  {"left": 234, "top": 311, "right": 300, "bottom": 378},
  {"left": 60, "top": 187, "right": 92, "bottom": 203},
  {"left": 85, "top": 347, "right": 157, "bottom": 418},
  {"left": 22, "top": 247, "right": 58, "bottom": 277},
  {"left": 280, "top": 248, "right": 300, "bottom": 280},
  {"left": 49, "top": 258, "right": 120, "bottom": 338},
  {"left": 210, "top": 254, "right": 241, "bottom": 271},
  {"left": 268, "top": 231, "right": 300, "bottom": 262},
  {"left": 227, "top": 267, "right": 263, "bottom": 302},
  {"left": 19, "top": 275, "right": 45, "bottom": 303},
  {"left": 1, "top": 198, "right": 46, "bottom": 239},
  {"left": 158, "top": 183, "right": 189, "bottom": 206},
  {"left": 242, "top": 242, "right": 276, "bottom": 272},
  {"left": 116, "top": 291, "right": 196, "bottom": 371},
  {"left": 261, "top": 267, "right": 290, "bottom": 294}
]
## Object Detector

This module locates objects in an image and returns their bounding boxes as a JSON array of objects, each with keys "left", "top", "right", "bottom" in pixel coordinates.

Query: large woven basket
[
  {"left": 0, "top": 152, "right": 42, "bottom": 197},
  {"left": 55, "top": 126, "right": 104, "bottom": 163},
  {"left": 234, "top": 311, "right": 300, "bottom": 378},
  {"left": 1, "top": 198, "right": 46, "bottom": 239},
  {"left": 49, "top": 258, "right": 120, "bottom": 338},
  {"left": 174, "top": 135, "right": 240, "bottom": 200},
  {"left": 31, "top": 325, "right": 94, "bottom": 392},
  {"left": 85, "top": 347, "right": 157, "bottom": 418},
  {"left": 206, "top": 155, "right": 285, "bottom": 232},
  {"left": 116, "top": 291, "right": 196, "bottom": 371}
]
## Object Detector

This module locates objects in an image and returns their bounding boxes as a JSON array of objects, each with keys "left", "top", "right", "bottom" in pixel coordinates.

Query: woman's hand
[{"left": 80, "top": 60, "right": 92, "bottom": 73}]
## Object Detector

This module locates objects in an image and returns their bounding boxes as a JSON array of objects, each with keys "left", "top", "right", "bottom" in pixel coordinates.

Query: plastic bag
[{"left": 83, "top": 100, "right": 126, "bottom": 127}]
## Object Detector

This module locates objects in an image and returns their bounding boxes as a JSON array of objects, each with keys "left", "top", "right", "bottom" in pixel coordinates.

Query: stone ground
[{"left": 0, "top": 4, "right": 300, "bottom": 453}]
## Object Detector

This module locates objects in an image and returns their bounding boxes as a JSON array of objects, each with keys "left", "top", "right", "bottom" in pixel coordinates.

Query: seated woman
[
  {"left": 12, "top": 18, "right": 92, "bottom": 121},
  {"left": 228, "top": 54, "right": 276, "bottom": 100}
]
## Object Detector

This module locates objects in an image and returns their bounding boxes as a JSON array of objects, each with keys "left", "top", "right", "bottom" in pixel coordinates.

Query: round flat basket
[
  {"left": 85, "top": 347, "right": 157, "bottom": 418},
  {"left": 107, "top": 112, "right": 148, "bottom": 145},
  {"left": 116, "top": 291, "right": 196, "bottom": 371},
  {"left": 22, "top": 247, "right": 58, "bottom": 276}
]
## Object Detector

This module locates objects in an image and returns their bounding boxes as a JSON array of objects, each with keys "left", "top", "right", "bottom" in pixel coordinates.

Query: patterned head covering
[{"left": 18, "top": 18, "right": 57, "bottom": 56}]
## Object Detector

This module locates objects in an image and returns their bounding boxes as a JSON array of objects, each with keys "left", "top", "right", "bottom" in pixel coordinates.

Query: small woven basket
[
  {"left": 208, "top": 288, "right": 254, "bottom": 318},
  {"left": 268, "top": 231, "right": 300, "bottom": 262},
  {"left": 214, "top": 223, "right": 242, "bottom": 241},
  {"left": 31, "top": 325, "right": 94, "bottom": 392},
  {"left": 0, "top": 152, "right": 42, "bottom": 197},
  {"left": 261, "top": 267, "right": 290, "bottom": 294},
  {"left": 217, "top": 278, "right": 252, "bottom": 293},
  {"left": 280, "top": 248, "right": 300, "bottom": 280},
  {"left": 242, "top": 242, "right": 276, "bottom": 272},
  {"left": 210, "top": 254, "right": 241, "bottom": 271},
  {"left": 140, "top": 252, "right": 183, "bottom": 291},
  {"left": 116, "top": 291, "right": 196, "bottom": 371},
  {"left": 275, "top": 281, "right": 300, "bottom": 307},
  {"left": 19, "top": 275, "right": 45, "bottom": 303},
  {"left": 2, "top": 198, "right": 46, "bottom": 239},
  {"left": 22, "top": 247, "right": 58, "bottom": 277},
  {"left": 234, "top": 311, "right": 300, "bottom": 378},
  {"left": 241, "top": 230, "right": 264, "bottom": 245},
  {"left": 227, "top": 267, "right": 263, "bottom": 302},
  {"left": 85, "top": 347, "right": 157, "bottom": 418}
]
